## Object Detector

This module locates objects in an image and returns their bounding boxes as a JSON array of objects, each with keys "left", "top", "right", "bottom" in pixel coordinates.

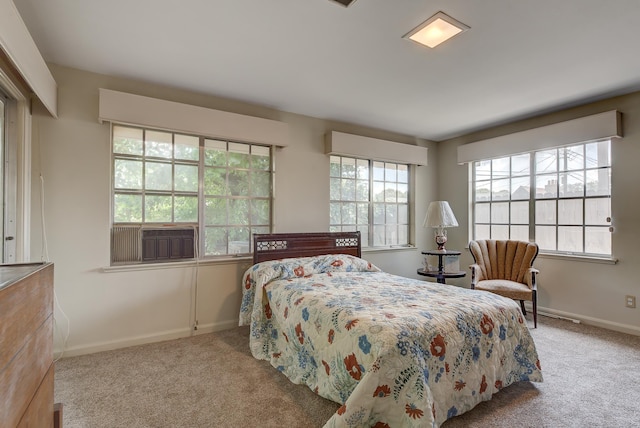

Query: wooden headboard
[{"left": 253, "top": 232, "right": 361, "bottom": 265}]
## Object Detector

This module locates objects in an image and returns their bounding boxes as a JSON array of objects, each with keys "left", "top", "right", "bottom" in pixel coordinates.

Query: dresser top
[{"left": 0, "top": 262, "right": 51, "bottom": 291}]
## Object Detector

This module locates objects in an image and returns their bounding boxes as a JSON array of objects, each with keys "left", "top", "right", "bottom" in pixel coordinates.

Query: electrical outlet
[{"left": 626, "top": 295, "right": 636, "bottom": 308}]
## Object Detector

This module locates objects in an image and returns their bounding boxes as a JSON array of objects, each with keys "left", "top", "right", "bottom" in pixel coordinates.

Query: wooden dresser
[{"left": 0, "top": 262, "right": 56, "bottom": 428}]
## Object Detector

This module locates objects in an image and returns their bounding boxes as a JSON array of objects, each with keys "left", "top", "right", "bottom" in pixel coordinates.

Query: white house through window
[{"left": 472, "top": 139, "right": 612, "bottom": 256}]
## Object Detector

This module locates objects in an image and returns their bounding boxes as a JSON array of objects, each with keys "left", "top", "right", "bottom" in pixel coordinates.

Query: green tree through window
[
  {"left": 330, "top": 155, "right": 410, "bottom": 247},
  {"left": 112, "top": 125, "right": 272, "bottom": 258}
]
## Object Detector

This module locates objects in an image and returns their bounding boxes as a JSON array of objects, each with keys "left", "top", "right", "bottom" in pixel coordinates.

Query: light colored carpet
[{"left": 55, "top": 316, "right": 640, "bottom": 427}]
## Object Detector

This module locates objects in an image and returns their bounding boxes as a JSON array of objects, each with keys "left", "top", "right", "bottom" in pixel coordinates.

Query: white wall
[
  {"left": 31, "top": 65, "right": 437, "bottom": 357},
  {"left": 439, "top": 91, "right": 640, "bottom": 335},
  {"left": 31, "top": 64, "right": 640, "bottom": 359}
]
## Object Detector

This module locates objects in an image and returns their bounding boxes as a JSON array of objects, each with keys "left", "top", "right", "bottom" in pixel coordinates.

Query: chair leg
[
  {"left": 520, "top": 300, "right": 527, "bottom": 315},
  {"left": 532, "top": 291, "right": 537, "bottom": 328}
]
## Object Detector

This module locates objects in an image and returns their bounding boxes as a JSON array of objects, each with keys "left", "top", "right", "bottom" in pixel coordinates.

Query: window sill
[
  {"left": 102, "top": 255, "right": 253, "bottom": 273},
  {"left": 104, "top": 246, "right": 419, "bottom": 273},
  {"left": 537, "top": 252, "right": 618, "bottom": 265},
  {"left": 462, "top": 247, "right": 618, "bottom": 265},
  {"left": 362, "top": 245, "right": 417, "bottom": 254}
]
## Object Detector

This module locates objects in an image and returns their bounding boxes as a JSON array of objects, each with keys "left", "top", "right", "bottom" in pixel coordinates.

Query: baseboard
[
  {"left": 192, "top": 320, "right": 239, "bottom": 335},
  {"left": 55, "top": 319, "right": 239, "bottom": 358},
  {"left": 524, "top": 303, "right": 640, "bottom": 336},
  {"left": 55, "top": 307, "right": 638, "bottom": 358}
]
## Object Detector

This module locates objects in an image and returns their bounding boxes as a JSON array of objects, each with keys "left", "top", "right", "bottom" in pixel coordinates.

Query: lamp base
[{"left": 434, "top": 229, "right": 447, "bottom": 251}]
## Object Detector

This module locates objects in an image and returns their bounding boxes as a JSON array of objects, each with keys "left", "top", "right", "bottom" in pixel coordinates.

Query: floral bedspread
[{"left": 239, "top": 254, "right": 542, "bottom": 427}]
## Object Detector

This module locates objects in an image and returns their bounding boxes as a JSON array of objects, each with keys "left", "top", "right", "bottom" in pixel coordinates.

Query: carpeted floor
[{"left": 54, "top": 316, "right": 640, "bottom": 427}]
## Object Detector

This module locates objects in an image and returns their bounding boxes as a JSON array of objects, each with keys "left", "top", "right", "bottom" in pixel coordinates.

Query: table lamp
[{"left": 423, "top": 201, "right": 458, "bottom": 250}]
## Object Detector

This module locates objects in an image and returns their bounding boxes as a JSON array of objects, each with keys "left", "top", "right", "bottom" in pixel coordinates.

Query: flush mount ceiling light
[
  {"left": 330, "top": 0, "right": 357, "bottom": 6},
  {"left": 403, "top": 11, "right": 469, "bottom": 48}
]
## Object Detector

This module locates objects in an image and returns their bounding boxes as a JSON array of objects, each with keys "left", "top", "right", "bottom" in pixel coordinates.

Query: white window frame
[
  {"left": 0, "top": 81, "right": 27, "bottom": 264},
  {"left": 330, "top": 155, "right": 411, "bottom": 248},
  {"left": 111, "top": 124, "right": 273, "bottom": 264},
  {"left": 471, "top": 139, "right": 612, "bottom": 258}
]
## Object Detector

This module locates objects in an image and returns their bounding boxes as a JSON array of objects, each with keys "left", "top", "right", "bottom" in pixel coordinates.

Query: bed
[{"left": 239, "top": 232, "right": 542, "bottom": 427}]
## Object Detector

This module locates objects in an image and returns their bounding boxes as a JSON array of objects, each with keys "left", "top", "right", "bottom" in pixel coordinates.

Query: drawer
[
  {"left": 0, "top": 264, "right": 53, "bottom": 372},
  {"left": 17, "top": 366, "right": 55, "bottom": 428},
  {"left": 0, "top": 315, "right": 54, "bottom": 428}
]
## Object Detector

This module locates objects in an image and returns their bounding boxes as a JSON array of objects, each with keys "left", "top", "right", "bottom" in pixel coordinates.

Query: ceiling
[{"left": 13, "top": 0, "right": 640, "bottom": 141}]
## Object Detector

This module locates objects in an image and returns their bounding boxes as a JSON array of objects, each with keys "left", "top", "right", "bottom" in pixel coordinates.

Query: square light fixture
[
  {"left": 403, "top": 11, "right": 469, "bottom": 48},
  {"left": 330, "top": 0, "right": 357, "bottom": 7}
]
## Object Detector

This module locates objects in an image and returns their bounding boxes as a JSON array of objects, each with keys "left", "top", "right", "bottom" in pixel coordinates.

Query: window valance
[
  {"left": 98, "top": 89, "right": 289, "bottom": 147},
  {"left": 0, "top": 0, "right": 57, "bottom": 117},
  {"left": 457, "top": 110, "right": 622, "bottom": 164},
  {"left": 325, "top": 131, "right": 428, "bottom": 165}
]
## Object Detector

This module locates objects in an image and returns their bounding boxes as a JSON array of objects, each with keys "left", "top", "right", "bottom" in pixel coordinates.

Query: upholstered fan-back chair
[{"left": 469, "top": 239, "right": 539, "bottom": 328}]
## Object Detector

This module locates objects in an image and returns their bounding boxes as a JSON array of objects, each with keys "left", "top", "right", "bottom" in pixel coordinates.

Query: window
[
  {"left": 0, "top": 91, "right": 5, "bottom": 262},
  {"left": 0, "top": 87, "right": 18, "bottom": 263},
  {"left": 112, "top": 125, "right": 272, "bottom": 263},
  {"left": 472, "top": 139, "right": 612, "bottom": 256},
  {"left": 330, "top": 155, "right": 410, "bottom": 248}
]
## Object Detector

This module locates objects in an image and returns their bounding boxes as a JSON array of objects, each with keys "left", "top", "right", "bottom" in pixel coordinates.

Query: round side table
[{"left": 418, "top": 249, "right": 466, "bottom": 284}]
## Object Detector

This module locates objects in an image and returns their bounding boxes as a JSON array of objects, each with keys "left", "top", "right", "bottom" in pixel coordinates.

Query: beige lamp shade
[
  {"left": 423, "top": 201, "right": 459, "bottom": 228},
  {"left": 423, "top": 201, "right": 458, "bottom": 250}
]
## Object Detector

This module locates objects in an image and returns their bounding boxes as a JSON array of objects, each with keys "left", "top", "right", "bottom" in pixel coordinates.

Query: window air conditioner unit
[{"left": 111, "top": 226, "right": 196, "bottom": 265}]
